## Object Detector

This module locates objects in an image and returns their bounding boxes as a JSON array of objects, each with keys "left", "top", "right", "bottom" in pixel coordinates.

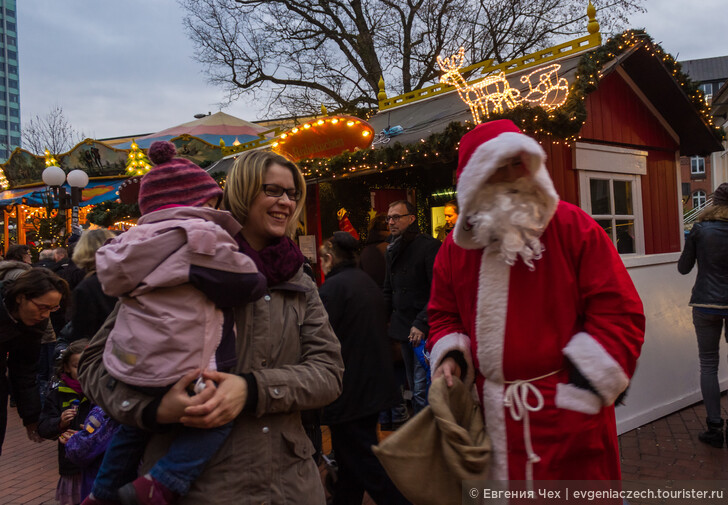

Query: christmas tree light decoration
[
  {"left": 125, "top": 141, "right": 152, "bottom": 176},
  {"left": 0, "top": 168, "right": 8, "bottom": 190},
  {"left": 44, "top": 149, "right": 59, "bottom": 168}
]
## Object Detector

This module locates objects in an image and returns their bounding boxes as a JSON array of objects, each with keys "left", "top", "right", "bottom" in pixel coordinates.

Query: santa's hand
[
  {"left": 408, "top": 327, "right": 425, "bottom": 347},
  {"left": 433, "top": 357, "right": 462, "bottom": 388}
]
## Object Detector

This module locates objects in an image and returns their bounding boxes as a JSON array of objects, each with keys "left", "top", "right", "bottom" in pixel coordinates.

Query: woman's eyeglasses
[
  {"left": 262, "top": 184, "right": 302, "bottom": 202},
  {"left": 30, "top": 299, "right": 61, "bottom": 313}
]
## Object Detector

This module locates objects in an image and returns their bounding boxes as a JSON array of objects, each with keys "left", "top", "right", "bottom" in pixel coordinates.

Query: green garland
[
  {"left": 297, "top": 30, "right": 723, "bottom": 181},
  {"left": 86, "top": 201, "right": 140, "bottom": 228}
]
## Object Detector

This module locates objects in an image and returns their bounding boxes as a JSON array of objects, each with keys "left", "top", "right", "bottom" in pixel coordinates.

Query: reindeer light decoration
[
  {"left": 437, "top": 47, "right": 571, "bottom": 124},
  {"left": 437, "top": 48, "right": 489, "bottom": 124}
]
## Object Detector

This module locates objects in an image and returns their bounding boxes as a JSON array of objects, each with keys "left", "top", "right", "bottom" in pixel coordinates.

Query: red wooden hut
[{"left": 301, "top": 23, "right": 723, "bottom": 431}]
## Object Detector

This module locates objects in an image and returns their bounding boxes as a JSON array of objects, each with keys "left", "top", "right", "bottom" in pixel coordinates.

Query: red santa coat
[
  {"left": 427, "top": 200, "right": 645, "bottom": 481},
  {"left": 425, "top": 120, "right": 645, "bottom": 485}
]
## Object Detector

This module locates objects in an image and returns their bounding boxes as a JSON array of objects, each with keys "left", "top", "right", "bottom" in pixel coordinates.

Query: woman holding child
[{"left": 79, "top": 148, "right": 344, "bottom": 505}]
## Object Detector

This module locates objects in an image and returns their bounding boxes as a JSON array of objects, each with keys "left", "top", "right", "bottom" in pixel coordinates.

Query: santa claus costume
[{"left": 427, "top": 120, "right": 645, "bottom": 482}]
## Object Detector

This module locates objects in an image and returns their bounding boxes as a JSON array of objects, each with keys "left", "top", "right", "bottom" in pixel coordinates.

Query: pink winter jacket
[{"left": 96, "top": 206, "right": 264, "bottom": 388}]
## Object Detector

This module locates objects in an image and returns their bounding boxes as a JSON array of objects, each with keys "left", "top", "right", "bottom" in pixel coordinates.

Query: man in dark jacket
[{"left": 384, "top": 200, "right": 440, "bottom": 413}]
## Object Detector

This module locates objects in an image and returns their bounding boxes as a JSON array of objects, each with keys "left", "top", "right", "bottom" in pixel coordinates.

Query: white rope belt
[{"left": 503, "top": 369, "right": 561, "bottom": 486}]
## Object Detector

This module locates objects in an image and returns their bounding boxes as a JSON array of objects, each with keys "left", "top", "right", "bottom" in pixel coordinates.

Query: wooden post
[
  {"left": 66, "top": 208, "right": 72, "bottom": 236},
  {"left": 17, "top": 205, "right": 25, "bottom": 244},
  {"left": 3, "top": 209, "right": 9, "bottom": 253}
]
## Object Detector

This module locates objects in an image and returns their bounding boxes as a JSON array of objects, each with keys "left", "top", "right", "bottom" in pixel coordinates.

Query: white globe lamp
[
  {"left": 42, "top": 165, "right": 66, "bottom": 187},
  {"left": 67, "top": 169, "right": 89, "bottom": 188}
]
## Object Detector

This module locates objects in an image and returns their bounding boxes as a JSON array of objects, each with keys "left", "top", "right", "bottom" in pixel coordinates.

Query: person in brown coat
[{"left": 79, "top": 150, "right": 344, "bottom": 505}]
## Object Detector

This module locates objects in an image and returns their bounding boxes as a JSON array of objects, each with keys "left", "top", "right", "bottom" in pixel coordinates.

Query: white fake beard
[{"left": 466, "top": 178, "right": 550, "bottom": 270}]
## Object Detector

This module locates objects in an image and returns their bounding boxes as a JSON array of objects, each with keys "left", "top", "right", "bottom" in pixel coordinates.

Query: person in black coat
[
  {"left": 318, "top": 232, "right": 409, "bottom": 505},
  {"left": 69, "top": 230, "right": 118, "bottom": 342},
  {"left": 0, "top": 268, "right": 70, "bottom": 455},
  {"left": 383, "top": 201, "right": 440, "bottom": 414},
  {"left": 678, "top": 182, "right": 728, "bottom": 448}
]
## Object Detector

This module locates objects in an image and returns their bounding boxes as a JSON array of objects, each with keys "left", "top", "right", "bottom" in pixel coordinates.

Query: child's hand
[
  {"left": 59, "top": 407, "right": 77, "bottom": 430},
  {"left": 58, "top": 430, "right": 78, "bottom": 445}
]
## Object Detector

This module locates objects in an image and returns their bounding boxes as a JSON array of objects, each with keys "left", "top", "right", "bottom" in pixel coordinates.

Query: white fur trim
[
  {"left": 555, "top": 383, "right": 602, "bottom": 415},
  {"left": 475, "top": 251, "right": 509, "bottom": 382},
  {"left": 563, "top": 332, "right": 630, "bottom": 405},
  {"left": 454, "top": 131, "right": 559, "bottom": 250},
  {"left": 429, "top": 332, "right": 475, "bottom": 387},
  {"left": 483, "top": 380, "right": 509, "bottom": 481}
]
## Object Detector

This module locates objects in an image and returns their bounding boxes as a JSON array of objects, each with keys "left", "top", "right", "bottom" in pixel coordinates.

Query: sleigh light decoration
[
  {"left": 272, "top": 115, "right": 375, "bottom": 163},
  {"left": 437, "top": 47, "right": 570, "bottom": 124}
]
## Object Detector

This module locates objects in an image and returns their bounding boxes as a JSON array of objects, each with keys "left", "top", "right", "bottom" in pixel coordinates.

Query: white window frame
[
  {"left": 690, "top": 156, "right": 705, "bottom": 175},
  {"left": 575, "top": 143, "right": 646, "bottom": 256},
  {"left": 692, "top": 190, "right": 706, "bottom": 209},
  {"left": 699, "top": 83, "right": 713, "bottom": 102}
]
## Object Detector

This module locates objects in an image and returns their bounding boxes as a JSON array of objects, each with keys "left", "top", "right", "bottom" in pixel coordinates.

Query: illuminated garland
[
  {"left": 297, "top": 30, "right": 723, "bottom": 180},
  {"left": 86, "top": 201, "right": 140, "bottom": 228}
]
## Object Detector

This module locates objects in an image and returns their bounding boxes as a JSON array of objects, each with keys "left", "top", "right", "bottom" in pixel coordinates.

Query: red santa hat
[{"left": 453, "top": 119, "right": 560, "bottom": 249}]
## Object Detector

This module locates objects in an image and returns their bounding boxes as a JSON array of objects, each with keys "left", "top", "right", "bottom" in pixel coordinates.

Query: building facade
[
  {"left": 0, "top": 0, "right": 19, "bottom": 162},
  {"left": 680, "top": 154, "right": 713, "bottom": 211},
  {"left": 679, "top": 55, "right": 728, "bottom": 199}
]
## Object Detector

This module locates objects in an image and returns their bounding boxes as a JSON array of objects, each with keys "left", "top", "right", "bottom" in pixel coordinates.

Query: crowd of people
[{"left": 1, "top": 119, "right": 726, "bottom": 505}]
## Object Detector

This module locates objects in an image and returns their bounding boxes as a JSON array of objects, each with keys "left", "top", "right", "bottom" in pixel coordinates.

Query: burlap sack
[{"left": 373, "top": 376, "right": 491, "bottom": 505}]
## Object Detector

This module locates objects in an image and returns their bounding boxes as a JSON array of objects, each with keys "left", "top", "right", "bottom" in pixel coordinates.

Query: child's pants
[{"left": 91, "top": 422, "right": 233, "bottom": 500}]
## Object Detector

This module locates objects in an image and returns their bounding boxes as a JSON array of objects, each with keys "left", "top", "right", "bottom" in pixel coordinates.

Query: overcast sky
[{"left": 18, "top": 0, "right": 727, "bottom": 141}]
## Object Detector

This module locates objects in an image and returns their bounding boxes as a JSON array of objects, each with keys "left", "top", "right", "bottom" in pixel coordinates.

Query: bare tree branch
[
  {"left": 180, "top": 0, "right": 645, "bottom": 116},
  {"left": 21, "top": 105, "right": 85, "bottom": 156}
]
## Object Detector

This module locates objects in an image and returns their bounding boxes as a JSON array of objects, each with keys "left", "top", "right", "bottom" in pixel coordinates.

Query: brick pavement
[{"left": 2, "top": 396, "right": 727, "bottom": 505}]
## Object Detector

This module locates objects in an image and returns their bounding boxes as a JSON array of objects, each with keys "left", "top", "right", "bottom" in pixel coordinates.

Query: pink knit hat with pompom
[{"left": 137, "top": 141, "right": 223, "bottom": 215}]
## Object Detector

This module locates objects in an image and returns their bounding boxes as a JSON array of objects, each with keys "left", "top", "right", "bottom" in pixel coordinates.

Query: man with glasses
[{"left": 383, "top": 200, "right": 440, "bottom": 417}]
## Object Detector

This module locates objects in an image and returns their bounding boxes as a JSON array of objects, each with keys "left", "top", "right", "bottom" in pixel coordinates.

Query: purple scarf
[
  {"left": 61, "top": 373, "right": 83, "bottom": 395},
  {"left": 236, "top": 235, "right": 305, "bottom": 286}
]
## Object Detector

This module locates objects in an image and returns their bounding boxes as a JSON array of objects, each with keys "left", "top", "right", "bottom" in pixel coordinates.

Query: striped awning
[{"left": 0, "top": 179, "right": 126, "bottom": 208}]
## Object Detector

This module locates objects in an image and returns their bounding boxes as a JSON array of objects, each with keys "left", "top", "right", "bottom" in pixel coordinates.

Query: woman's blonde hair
[
  {"left": 221, "top": 150, "right": 306, "bottom": 238},
  {"left": 72, "top": 229, "right": 116, "bottom": 272}
]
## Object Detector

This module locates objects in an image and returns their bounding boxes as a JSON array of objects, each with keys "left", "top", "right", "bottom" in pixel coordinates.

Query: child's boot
[
  {"left": 118, "top": 474, "right": 178, "bottom": 505},
  {"left": 698, "top": 418, "right": 724, "bottom": 448},
  {"left": 80, "top": 494, "right": 121, "bottom": 505}
]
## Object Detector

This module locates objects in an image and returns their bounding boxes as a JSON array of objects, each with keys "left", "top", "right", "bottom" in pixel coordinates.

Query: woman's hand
[
  {"left": 156, "top": 369, "right": 216, "bottom": 425},
  {"left": 180, "top": 371, "right": 248, "bottom": 429},
  {"left": 433, "top": 357, "right": 462, "bottom": 387}
]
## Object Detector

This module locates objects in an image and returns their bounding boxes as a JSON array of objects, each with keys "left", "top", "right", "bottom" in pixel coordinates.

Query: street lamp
[{"left": 41, "top": 166, "right": 89, "bottom": 228}]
